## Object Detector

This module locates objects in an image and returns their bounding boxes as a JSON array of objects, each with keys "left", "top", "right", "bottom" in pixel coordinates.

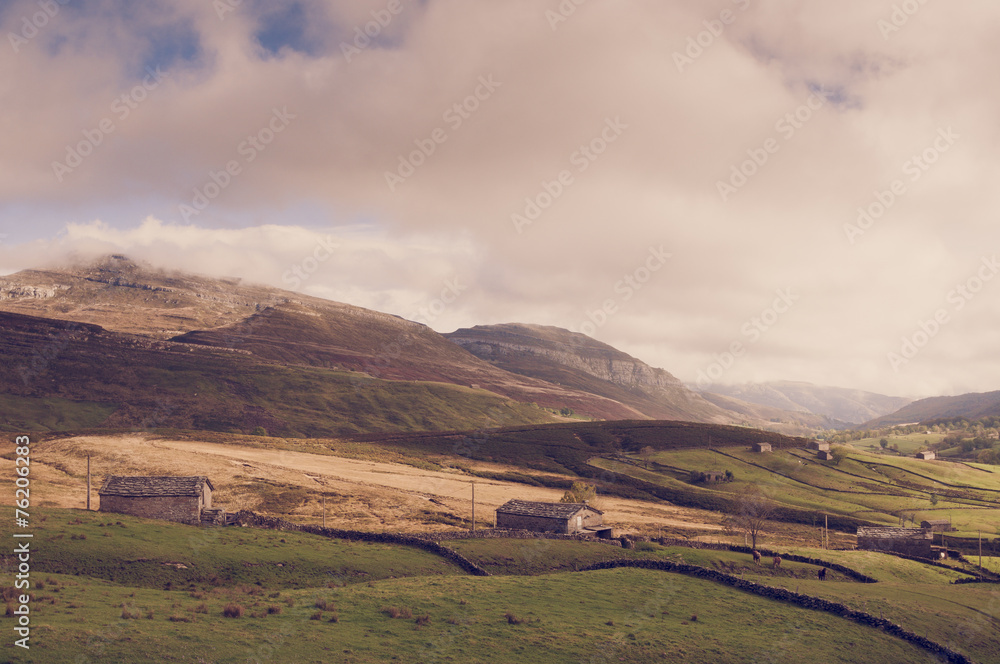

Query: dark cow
[
  {"left": 817, "top": 567, "right": 827, "bottom": 580},
  {"left": 772, "top": 555, "right": 781, "bottom": 569},
  {"left": 752, "top": 550, "right": 761, "bottom": 565}
]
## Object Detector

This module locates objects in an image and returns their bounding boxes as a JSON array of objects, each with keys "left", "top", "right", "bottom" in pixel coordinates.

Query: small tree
[
  {"left": 639, "top": 446, "right": 655, "bottom": 469},
  {"left": 830, "top": 445, "right": 850, "bottom": 466},
  {"left": 723, "top": 484, "right": 776, "bottom": 550},
  {"left": 879, "top": 438, "right": 889, "bottom": 450},
  {"left": 560, "top": 481, "right": 597, "bottom": 504}
]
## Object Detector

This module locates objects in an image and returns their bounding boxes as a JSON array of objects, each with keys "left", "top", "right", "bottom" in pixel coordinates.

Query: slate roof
[
  {"left": 856, "top": 527, "right": 932, "bottom": 540},
  {"left": 496, "top": 499, "right": 602, "bottom": 519},
  {"left": 98, "top": 476, "right": 213, "bottom": 497}
]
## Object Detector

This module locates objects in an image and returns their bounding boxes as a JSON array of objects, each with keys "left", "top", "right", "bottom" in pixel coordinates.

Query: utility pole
[
  {"left": 86, "top": 455, "right": 91, "bottom": 511},
  {"left": 471, "top": 481, "right": 476, "bottom": 532},
  {"left": 980, "top": 530, "right": 983, "bottom": 572},
  {"left": 825, "top": 514, "right": 829, "bottom": 550},
  {"left": 322, "top": 495, "right": 326, "bottom": 528}
]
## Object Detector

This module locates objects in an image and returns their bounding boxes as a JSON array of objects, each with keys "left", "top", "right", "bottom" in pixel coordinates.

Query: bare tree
[
  {"left": 723, "top": 484, "right": 777, "bottom": 550},
  {"left": 639, "top": 446, "right": 656, "bottom": 469}
]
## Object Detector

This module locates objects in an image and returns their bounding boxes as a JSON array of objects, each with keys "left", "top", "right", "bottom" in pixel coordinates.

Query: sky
[{"left": 1, "top": 0, "right": 998, "bottom": 399}]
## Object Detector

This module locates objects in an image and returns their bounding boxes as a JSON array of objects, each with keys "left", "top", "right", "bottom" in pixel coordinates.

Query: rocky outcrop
[
  {"left": 0, "top": 284, "right": 62, "bottom": 300},
  {"left": 447, "top": 323, "right": 734, "bottom": 423}
]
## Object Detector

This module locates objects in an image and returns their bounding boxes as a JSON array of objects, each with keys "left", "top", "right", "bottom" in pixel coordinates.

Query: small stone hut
[
  {"left": 920, "top": 519, "right": 953, "bottom": 532},
  {"left": 916, "top": 451, "right": 936, "bottom": 460},
  {"left": 807, "top": 441, "right": 830, "bottom": 452},
  {"left": 752, "top": 442, "right": 772, "bottom": 453},
  {"left": 495, "top": 499, "right": 610, "bottom": 536},
  {"left": 856, "top": 526, "right": 933, "bottom": 557},
  {"left": 99, "top": 476, "right": 215, "bottom": 525},
  {"left": 817, "top": 450, "right": 834, "bottom": 461}
]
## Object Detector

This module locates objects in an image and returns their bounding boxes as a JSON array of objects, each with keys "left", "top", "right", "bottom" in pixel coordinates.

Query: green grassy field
[
  {"left": 15, "top": 569, "right": 953, "bottom": 664},
  {"left": 26, "top": 508, "right": 464, "bottom": 589},
  {"left": 853, "top": 433, "right": 947, "bottom": 455},
  {"left": 603, "top": 446, "right": 1000, "bottom": 541},
  {"left": 7, "top": 511, "right": 999, "bottom": 663}
]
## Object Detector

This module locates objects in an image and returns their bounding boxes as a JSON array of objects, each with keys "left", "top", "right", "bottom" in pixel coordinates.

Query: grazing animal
[
  {"left": 817, "top": 568, "right": 827, "bottom": 580},
  {"left": 752, "top": 550, "right": 761, "bottom": 565},
  {"left": 772, "top": 555, "right": 781, "bottom": 569}
]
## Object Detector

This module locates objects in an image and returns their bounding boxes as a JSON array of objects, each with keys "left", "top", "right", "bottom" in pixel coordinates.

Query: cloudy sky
[{"left": 1, "top": 0, "right": 998, "bottom": 399}]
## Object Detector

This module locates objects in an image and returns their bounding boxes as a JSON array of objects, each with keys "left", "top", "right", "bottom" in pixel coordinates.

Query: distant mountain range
[
  {"left": 694, "top": 381, "right": 912, "bottom": 426},
  {"left": 861, "top": 390, "right": 1000, "bottom": 428},
  {"left": 0, "top": 255, "right": 979, "bottom": 436}
]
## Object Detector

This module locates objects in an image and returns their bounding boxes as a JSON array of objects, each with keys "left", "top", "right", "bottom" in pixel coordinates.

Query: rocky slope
[{"left": 445, "top": 323, "right": 734, "bottom": 424}]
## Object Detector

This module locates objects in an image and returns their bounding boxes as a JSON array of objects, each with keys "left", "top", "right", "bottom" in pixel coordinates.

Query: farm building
[
  {"left": 920, "top": 519, "right": 953, "bottom": 532},
  {"left": 752, "top": 442, "right": 772, "bottom": 453},
  {"left": 817, "top": 450, "right": 834, "bottom": 461},
  {"left": 98, "top": 476, "right": 218, "bottom": 526},
  {"left": 916, "top": 451, "right": 936, "bottom": 460},
  {"left": 856, "top": 527, "right": 933, "bottom": 558},
  {"left": 495, "top": 500, "right": 611, "bottom": 537},
  {"left": 807, "top": 441, "right": 830, "bottom": 452}
]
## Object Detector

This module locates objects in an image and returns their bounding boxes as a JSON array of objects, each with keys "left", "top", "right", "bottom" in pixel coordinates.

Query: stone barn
[
  {"left": 817, "top": 450, "right": 834, "bottom": 461},
  {"left": 807, "top": 441, "right": 830, "bottom": 452},
  {"left": 920, "top": 519, "right": 953, "bottom": 532},
  {"left": 916, "top": 451, "right": 936, "bottom": 460},
  {"left": 856, "top": 527, "right": 933, "bottom": 558},
  {"left": 99, "top": 476, "right": 215, "bottom": 525},
  {"left": 495, "top": 500, "right": 611, "bottom": 536},
  {"left": 752, "top": 442, "right": 772, "bottom": 453}
]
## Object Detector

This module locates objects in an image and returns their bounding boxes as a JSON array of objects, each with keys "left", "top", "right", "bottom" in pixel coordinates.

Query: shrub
[
  {"left": 120, "top": 605, "right": 141, "bottom": 620},
  {"left": 314, "top": 598, "right": 335, "bottom": 611},
  {"left": 309, "top": 612, "right": 323, "bottom": 621},
  {"left": 504, "top": 612, "right": 524, "bottom": 625},
  {"left": 415, "top": 614, "right": 431, "bottom": 628},
  {"left": 328, "top": 612, "right": 340, "bottom": 623},
  {"left": 383, "top": 606, "right": 413, "bottom": 619},
  {"left": 168, "top": 614, "right": 191, "bottom": 623},
  {"left": 193, "top": 603, "right": 209, "bottom": 614},
  {"left": 267, "top": 605, "right": 282, "bottom": 615},
  {"left": 222, "top": 603, "right": 245, "bottom": 618}
]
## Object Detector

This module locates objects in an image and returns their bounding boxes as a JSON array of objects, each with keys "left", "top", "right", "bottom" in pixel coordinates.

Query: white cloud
[{"left": 2, "top": 0, "right": 1000, "bottom": 397}]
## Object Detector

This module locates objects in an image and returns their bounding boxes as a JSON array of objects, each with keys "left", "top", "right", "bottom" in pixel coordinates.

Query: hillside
[
  {"left": 446, "top": 323, "right": 732, "bottom": 424},
  {"left": 0, "top": 257, "right": 649, "bottom": 421},
  {"left": 0, "top": 310, "right": 553, "bottom": 436},
  {"left": 863, "top": 390, "right": 1000, "bottom": 428},
  {"left": 696, "top": 381, "right": 911, "bottom": 425}
]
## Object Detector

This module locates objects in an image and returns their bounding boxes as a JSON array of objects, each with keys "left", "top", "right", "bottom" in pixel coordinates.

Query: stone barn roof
[
  {"left": 857, "top": 526, "right": 932, "bottom": 540},
  {"left": 98, "top": 476, "right": 214, "bottom": 497},
  {"left": 496, "top": 499, "right": 602, "bottom": 518}
]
